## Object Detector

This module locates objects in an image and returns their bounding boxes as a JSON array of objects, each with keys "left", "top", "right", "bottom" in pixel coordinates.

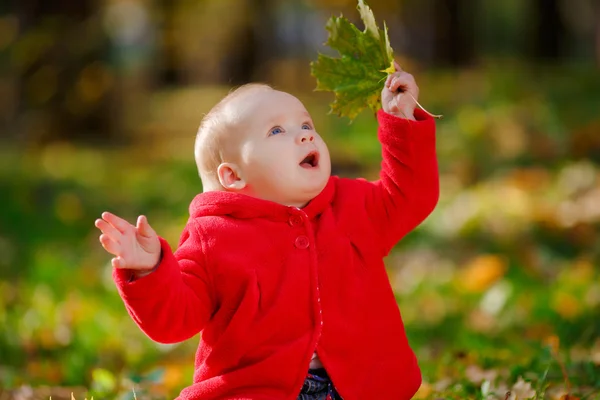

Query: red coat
[{"left": 113, "top": 109, "right": 439, "bottom": 399}]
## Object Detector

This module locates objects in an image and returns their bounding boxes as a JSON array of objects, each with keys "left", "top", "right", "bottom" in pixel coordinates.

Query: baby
[{"left": 95, "top": 66, "right": 439, "bottom": 400}]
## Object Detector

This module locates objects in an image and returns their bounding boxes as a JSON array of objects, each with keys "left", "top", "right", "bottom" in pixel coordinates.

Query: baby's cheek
[
  {"left": 319, "top": 142, "right": 332, "bottom": 163},
  {"left": 239, "top": 141, "right": 256, "bottom": 163},
  {"left": 253, "top": 154, "right": 284, "bottom": 176}
]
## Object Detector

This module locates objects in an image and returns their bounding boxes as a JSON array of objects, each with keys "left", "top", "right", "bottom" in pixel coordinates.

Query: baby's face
[{"left": 227, "top": 89, "right": 331, "bottom": 207}]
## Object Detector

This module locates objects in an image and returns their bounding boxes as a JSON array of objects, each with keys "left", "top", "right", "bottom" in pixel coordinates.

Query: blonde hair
[{"left": 194, "top": 83, "right": 272, "bottom": 191}]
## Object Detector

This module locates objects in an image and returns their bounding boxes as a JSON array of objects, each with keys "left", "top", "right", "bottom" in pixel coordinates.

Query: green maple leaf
[{"left": 310, "top": 0, "right": 395, "bottom": 121}]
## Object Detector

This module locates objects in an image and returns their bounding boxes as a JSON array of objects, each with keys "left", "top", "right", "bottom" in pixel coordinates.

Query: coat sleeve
[
  {"left": 112, "top": 219, "right": 215, "bottom": 344},
  {"left": 360, "top": 108, "right": 439, "bottom": 256}
]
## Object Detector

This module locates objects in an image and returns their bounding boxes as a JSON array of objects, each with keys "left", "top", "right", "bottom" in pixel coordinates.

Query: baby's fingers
[
  {"left": 95, "top": 218, "right": 122, "bottom": 242},
  {"left": 388, "top": 73, "right": 416, "bottom": 94},
  {"left": 111, "top": 257, "right": 126, "bottom": 269},
  {"left": 102, "top": 211, "right": 132, "bottom": 233},
  {"left": 136, "top": 215, "right": 156, "bottom": 239},
  {"left": 99, "top": 234, "right": 121, "bottom": 256},
  {"left": 385, "top": 74, "right": 394, "bottom": 87}
]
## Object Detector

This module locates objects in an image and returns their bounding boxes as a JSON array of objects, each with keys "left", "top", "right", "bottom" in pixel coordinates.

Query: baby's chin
[
  {"left": 249, "top": 169, "right": 330, "bottom": 207},
  {"left": 293, "top": 178, "right": 329, "bottom": 205}
]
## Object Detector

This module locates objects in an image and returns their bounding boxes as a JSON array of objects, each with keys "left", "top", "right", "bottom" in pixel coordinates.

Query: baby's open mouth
[{"left": 299, "top": 151, "right": 319, "bottom": 169}]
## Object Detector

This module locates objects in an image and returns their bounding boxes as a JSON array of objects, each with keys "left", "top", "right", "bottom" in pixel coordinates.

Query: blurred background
[{"left": 0, "top": 0, "right": 599, "bottom": 399}]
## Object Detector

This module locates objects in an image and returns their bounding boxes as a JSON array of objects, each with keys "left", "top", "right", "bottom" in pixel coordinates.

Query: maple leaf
[{"left": 310, "top": 0, "right": 394, "bottom": 121}]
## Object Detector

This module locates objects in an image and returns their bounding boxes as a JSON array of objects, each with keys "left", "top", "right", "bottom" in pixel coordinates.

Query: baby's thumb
[{"left": 136, "top": 215, "right": 156, "bottom": 238}]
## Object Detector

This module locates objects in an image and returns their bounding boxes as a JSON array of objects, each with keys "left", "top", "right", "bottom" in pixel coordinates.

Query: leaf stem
[{"left": 407, "top": 92, "right": 443, "bottom": 119}]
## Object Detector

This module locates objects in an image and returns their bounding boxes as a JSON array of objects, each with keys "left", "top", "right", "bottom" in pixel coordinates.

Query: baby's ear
[{"left": 217, "top": 163, "right": 246, "bottom": 190}]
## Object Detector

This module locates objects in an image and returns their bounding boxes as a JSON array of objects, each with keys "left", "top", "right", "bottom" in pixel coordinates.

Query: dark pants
[{"left": 297, "top": 368, "right": 342, "bottom": 400}]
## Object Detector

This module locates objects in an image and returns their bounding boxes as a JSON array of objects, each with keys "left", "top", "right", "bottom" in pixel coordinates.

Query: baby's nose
[{"left": 299, "top": 132, "right": 314, "bottom": 143}]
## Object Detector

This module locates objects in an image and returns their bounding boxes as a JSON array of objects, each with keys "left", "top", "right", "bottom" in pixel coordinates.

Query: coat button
[
  {"left": 295, "top": 235, "right": 309, "bottom": 249},
  {"left": 288, "top": 215, "right": 302, "bottom": 227}
]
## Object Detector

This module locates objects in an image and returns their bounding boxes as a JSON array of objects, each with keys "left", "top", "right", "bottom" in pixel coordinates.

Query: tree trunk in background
[
  {"left": 397, "top": 0, "right": 475, "bottom": 68},
  {"left": 533, "top": 0, "right": 566, "bottom": 60},
  {"left": 0, "top": 4, "right": 17, "bottom": 135},
  {"left": 174, "top": 0, "right": 255, "bottom": 85},
  {"left": 247, "top": 0, "right": 277, "bottom": 83},
  {"left": 397, "top": 0, "right": 436, "bottom": 66},
  {"left": 173, "top": 0, "right": 275, "bottom": 86},
  {"left": 220, "top": 0, "right": 259, "bottom": 86},
  {"left": 220, "top": 0, "right": 279, "bottom": 85},
  {"left": 432, "top": 0, "right": 476, "bottom": 67},
  {"left": 12, "top": 0, "right": 117, "bottom": 144},
  {"left": 596, "top": 0, "right": 600, "bottom": 66},
  {"left": 156, "top": 0, "right": 182, "bottom": 86}
]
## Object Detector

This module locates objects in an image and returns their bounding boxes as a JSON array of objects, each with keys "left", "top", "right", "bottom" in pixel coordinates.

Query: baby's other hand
[
  {"left": 95, "top": 212, "right": 161, "bottom": 277},
  {"left": 381, "top": 62, "right": 419, "bottom": 120}
]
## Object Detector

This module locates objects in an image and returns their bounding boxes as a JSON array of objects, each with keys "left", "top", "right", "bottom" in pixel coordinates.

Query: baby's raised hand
[
  {"left": 95, "top": 212, "right": 161, "bottom": 276},
  {"left": 381, "top": 62, "right": 419, "bottom": 121}
]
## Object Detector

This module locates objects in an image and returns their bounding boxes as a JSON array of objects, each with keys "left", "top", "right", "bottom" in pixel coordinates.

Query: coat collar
[{"left": 189, "top": 177, "right": 336, "bottom": 222}]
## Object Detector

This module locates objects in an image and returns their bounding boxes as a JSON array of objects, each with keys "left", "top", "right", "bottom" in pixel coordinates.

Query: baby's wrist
[
  {"left": 131, "top": 251, "right": 163, "bottom": 280},
  {"left": 386, "top": 110, "right": 416, "bottom": 121},
  {"left": 132, "top": 269, "right": 154, "bottom": 279}
]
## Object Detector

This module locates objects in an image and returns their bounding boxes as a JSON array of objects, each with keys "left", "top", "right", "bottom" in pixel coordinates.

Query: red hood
[{"left": 188, "top": 176, "right": 336, "bottom": 221}]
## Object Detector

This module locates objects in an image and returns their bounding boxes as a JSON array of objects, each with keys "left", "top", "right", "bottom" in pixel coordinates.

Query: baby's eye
[
  {"left": 270, "top": 126, "right": 283, "bottom": 136},
  {"left": 301, "top": 123, "right": 312, "bottom": 130}
]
